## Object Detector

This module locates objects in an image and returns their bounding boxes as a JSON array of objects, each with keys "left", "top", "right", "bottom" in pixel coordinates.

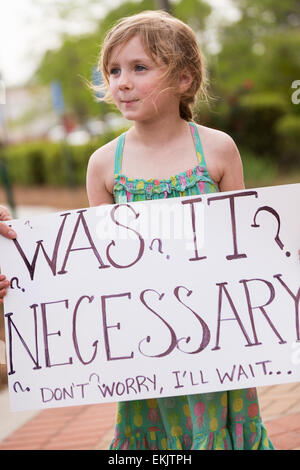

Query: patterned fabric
[
  {"left": 110, "top": 122, "right": 274, "bottom": 450},
  {"left": 113, "top": 122, "right": 218, "bottom": 203}
]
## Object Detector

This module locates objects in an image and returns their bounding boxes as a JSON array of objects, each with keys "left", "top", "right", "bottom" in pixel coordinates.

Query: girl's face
[{"left": 108, "top": 35, "right": 179, "bottom": 122}]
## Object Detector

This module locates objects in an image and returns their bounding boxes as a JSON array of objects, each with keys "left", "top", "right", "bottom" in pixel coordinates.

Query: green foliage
[
  {"left": 35, "top": 34, "right": 107, "bottom": 121},
  {"left": 173, "top": 0, "right": 211, "bottom": 31},
  {"left": 275, "top": 114, "right": 300, "bottom": 166},
  {"left": 0, "top": 130, "right": 123, "bottom": 187},
  {"left": 206, "top": 0, "right": 300, "bottom": 169},
  {"left": 228, "top": 92, "right": 288, "bottom": 157},
  {"left": 241, "top": 149, "right": 278, "bottom": 188}
]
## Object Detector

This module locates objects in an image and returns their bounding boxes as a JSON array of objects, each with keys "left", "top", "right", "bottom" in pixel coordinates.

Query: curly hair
[{"left": 94, "top": 10, "right": 208, "bottom": 121}]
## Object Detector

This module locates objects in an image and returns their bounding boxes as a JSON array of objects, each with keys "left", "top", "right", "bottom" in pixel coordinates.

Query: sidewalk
[
  {"left": 0, "top": 383, "right": 300, "bottom": 450},
  {"left": 0, "top": 386, "right": 116, "bottom": 450}
]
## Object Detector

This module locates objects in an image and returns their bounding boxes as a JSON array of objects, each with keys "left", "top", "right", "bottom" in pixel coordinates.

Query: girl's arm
[
  {"left": 217, "top": 135, "right": 245, "bottom": 193},
  {"left": 86, "top": 146, "right": 114, "bottom": 207}
]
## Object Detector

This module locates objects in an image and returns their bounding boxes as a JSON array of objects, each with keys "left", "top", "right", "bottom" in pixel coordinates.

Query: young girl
[{"left": 87, "top": 10, "right": 274, "bottom": 450}]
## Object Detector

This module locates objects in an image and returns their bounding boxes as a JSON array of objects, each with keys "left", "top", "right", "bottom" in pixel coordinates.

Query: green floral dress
[{"left": 110, "top": 122, "right": 274, "bottom": 450}]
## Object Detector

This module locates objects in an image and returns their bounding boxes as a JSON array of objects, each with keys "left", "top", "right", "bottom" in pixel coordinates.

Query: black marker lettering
[
  {"left": 212, "top": 282, "right": 255, "bottom": 350},
  {"left": 58, "top": 210, "right": 110, "bottom": 274},
  {"left": 41, "top": 299, "right": 73, "bottom": 367},
  {"left": 106, "top": 204, "right": 145, "bottom": 268},
  {"left": 240, "top": 278, "right": 286, "bottom": 345},
  {"left": 101, "top": 292, "right": 134, "bottom": 361},
  {"left": 174, "top": 286, "right": 210, "bottom": 353},
  {"left": 138, "top": 289, "right": 177, "bottom": 358},
  {"left": 181, "top": 197, "right": 206, "bottom": 261},
  {"left": 73, "top": 295, "right": 98, "bottom": 365},
  {"left": 274, "top": 274, "right": 300, "bottom": 341},
  {"left": 12, "top": 212, "right": 71, "bottom": 280},
  {"left": 208, "top": 191, "right": 258, "bottom": 260},
  {"left": 5, "top": 307, "right": 42, "bottom": 375}
]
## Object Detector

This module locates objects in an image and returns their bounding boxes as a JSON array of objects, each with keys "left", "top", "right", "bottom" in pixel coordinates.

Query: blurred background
[{"left": 0, "top": 0, "right": 299, "bottom": 222}]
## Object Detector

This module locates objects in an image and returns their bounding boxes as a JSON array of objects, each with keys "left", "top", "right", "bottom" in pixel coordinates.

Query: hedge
[{"left": 0, "top": 129, "right": 123, "bottom": 187}]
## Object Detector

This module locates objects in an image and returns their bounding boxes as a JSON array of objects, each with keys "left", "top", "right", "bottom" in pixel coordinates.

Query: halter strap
[
  {"left": 114, "top": 132, "right": 126, "bottom": 175},
  {"left": 188, "top": 121, "right": 206, "bottom": 167},
  {"left": 114, "top": 122, "right": 207, "bottom": 175}
]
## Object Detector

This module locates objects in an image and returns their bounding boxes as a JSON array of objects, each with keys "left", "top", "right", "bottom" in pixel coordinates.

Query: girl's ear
[{"left": 178, "top": 69, "right": 193, "bottom": 94}]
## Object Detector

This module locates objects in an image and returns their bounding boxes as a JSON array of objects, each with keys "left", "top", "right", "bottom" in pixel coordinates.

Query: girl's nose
[{"left": 118, "top": 71, "right": 132, "bottom": 90}]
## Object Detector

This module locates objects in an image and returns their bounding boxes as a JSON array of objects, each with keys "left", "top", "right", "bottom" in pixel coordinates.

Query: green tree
[{"left": 208, "top": 0, "right": 300, "bottom": 167}]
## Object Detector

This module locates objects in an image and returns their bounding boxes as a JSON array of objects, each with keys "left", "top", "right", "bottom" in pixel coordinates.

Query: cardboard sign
[{"left": 0, "top": 184, "right": 299, "bottom": 412}]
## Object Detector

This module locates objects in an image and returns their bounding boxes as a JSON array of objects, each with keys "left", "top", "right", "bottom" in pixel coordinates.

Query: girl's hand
[
  {"left": 0, "top": 275, "right": 10, "bottom": 303},
  {"left": 0, "top": 205, "right": 16, "bottom": 304},
  {"left": 0, "top": 205, "right": 16, "bottom": 239},
  {"left": 0, "top": 205, "right": 11, "bottom": 221}
]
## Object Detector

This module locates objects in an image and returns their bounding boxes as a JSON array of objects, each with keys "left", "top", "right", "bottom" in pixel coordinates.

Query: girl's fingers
[
  {"left": 0, "top": 275, "right": 9, "bottom": 301},
  {"left": 0, "top": 275, "right": 9, "bottom": 300},
  {"left": 0, "top": 205, "right": 12, "bottom": 220},
  {"left": 0, "top": 289, "right": 7, "bottom": 299},
  {"left": 0, "top": 280, "right": 10, "bottom": 289},
  {"left": 0, "top": 222, "right": 16, "bottom": 239},
  {"left": 0, "top": 278, "right": 10, "bottom": 298}
]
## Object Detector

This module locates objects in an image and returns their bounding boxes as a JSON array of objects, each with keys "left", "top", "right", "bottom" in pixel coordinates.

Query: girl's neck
[{"left": 129, "top": 114, "right": 189, "bottom": 148}]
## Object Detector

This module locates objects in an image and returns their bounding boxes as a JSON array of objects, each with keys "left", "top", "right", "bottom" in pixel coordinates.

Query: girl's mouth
[{"left": 121, "top": 99, "right": 139, "bottom": 104}]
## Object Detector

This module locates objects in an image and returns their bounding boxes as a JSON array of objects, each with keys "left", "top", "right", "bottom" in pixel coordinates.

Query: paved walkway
[{"left": 0, "top": 382, "right": 300, "bottom": 450}]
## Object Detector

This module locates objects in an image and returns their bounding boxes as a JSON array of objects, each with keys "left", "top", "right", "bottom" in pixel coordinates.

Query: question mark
[
  {"left": 13, "top": 381, "right": 30, "bottom": 393},
  {"left": 251, "top": 206, "right": 291, "bottom": 257},
  {"left": 149, "top": 238, "right": 170, "bottom": 259},
  {"left": 10, "top": 277, "right": 25, "bottom": 292},
  {"left": 25, "top": 220, "right": 33, "bottom": 229},
  {"left": 89, "top": 373, "right": 100, "bottom": 384}
]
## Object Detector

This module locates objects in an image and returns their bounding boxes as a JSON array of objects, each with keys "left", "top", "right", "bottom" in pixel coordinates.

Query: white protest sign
[{"left": 0, "top": 184, "right": 299, "bottom": 412}]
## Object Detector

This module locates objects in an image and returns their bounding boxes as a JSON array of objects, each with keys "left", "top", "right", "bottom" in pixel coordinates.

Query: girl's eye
[
  {"left": 135, "top": 65, "right": 147, "bottom": 72},
  {"left": 110, "top": 68, "right": 120, "bottom": 76}
]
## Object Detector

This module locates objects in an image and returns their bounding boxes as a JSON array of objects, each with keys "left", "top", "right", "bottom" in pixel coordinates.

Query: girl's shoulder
[
  {"left": 88, "top": 135, "right": 119, "bottom": 172},
  {"left": 196, "top": 123, "right": 242, "bottom": 168},
  {"left": 195, "top": 124, "right": 244, "bottom": 191},
  {"left": 196, "top": 124, "right": 239, "bottom": 157},
  {"left": 86, "top": 135, "right": 121, "bottom": 204}
]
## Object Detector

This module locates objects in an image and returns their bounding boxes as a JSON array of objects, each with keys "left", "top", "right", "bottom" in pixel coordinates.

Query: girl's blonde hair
[{"left": 95, "top": 10, "right": 208, "bottom": 121}]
